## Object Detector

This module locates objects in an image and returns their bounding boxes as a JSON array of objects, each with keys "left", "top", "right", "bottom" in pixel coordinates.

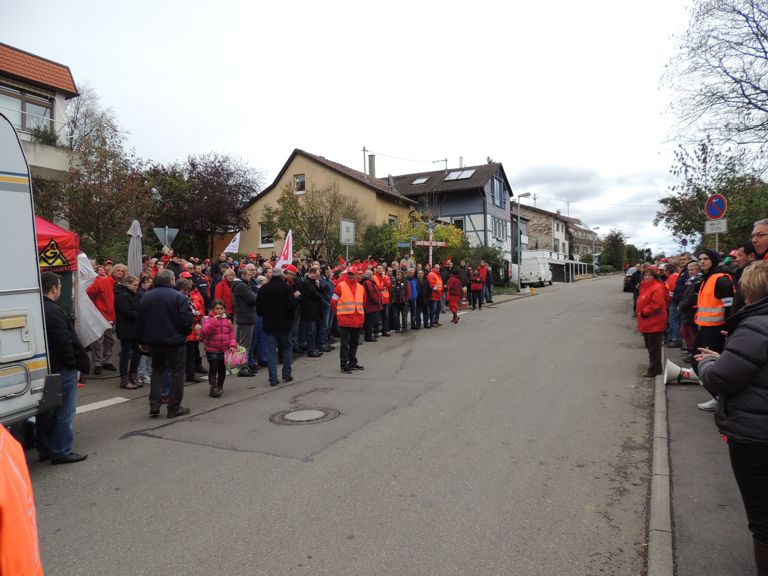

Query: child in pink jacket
[{"left": 200, "top": 299, "right": 236, "bottom": 397}]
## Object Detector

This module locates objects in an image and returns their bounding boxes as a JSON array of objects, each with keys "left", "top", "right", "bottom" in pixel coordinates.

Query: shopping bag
[{"left": 224, "top": 346, "right": 248, "bottom": 373}]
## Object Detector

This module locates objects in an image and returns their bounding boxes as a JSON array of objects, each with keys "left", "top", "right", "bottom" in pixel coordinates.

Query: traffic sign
[
  {"left": 705, "top": 194, "right": 727, "bottom": 220},
  {"left": 705, "top": 219, "right": 728, "bottom": 234},
  {"left": 395, "top": 242, "right": 411, "bottom": 248},
  {"left": 414, "top": 240, "right": 446, "bottom": 247}
]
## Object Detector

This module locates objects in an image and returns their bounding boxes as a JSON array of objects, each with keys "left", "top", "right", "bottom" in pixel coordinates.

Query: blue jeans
[
  {"left": 409, "top": 301, "right": 420, "bottom": 327},
  {"left": 36, "top": 368, "right": 78, "bottom": 458},
  {"left": 305, "top": 319, "right": 318, "bottom": 353},
  {"left": 430, "top": 300, "right": 441, "bottom": 325},
  {"left": 319, "top": 302, "right": 330, "bottom": 347},
  {"left": 668, "top": 303, "right": 682, "bottom": 341},
  {"left": 379, "top": 304, "right": 390, "bottom": 334},
  {"left": 484, "top": 282, "right": 493, "bottom": 302},
  {"left": 266, "top": 331, "right": 292, "bottom": 384},
  {"left": 137, "top": 354, "right": 151, "bottom": 380},
  {"left": 255, "top": 316, "right": 268, "bottom": 364}
]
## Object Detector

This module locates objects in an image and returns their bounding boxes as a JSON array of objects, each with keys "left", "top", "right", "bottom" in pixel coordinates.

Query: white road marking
[{"left": 76, "top": 396, "right": 130, "bottom": 414}]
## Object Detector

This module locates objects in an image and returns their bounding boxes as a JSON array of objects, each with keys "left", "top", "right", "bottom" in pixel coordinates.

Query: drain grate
[{"left": 270, "top": 407, "right": 341, "bottom": 425}]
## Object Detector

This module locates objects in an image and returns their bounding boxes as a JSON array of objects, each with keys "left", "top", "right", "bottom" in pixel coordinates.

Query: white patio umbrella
[{"left": 127, "top": 219, "right": 143, "bottom": 277}]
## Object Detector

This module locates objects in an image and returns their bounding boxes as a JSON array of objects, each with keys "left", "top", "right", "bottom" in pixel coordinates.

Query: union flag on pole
[{"left": 275, "top": 229, "right": 293, "bottom": 269}]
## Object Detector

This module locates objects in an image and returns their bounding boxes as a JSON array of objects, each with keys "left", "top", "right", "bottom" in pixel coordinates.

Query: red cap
[
  {"left": 283, "top": 264, "right": 298, "bottom": 274},
  {"left": 248, "top": 253, "right": 256, "bottom": 258},
  {"left": 180, "top": 271, "right": 193, "bottom": 278},
  {"left": 729, "top": 249, "right": 738, "bottom": 257},
  {"left": 346, "top": 266, "right": 360, "bottom": 274},
  {"left": 105, "top": 260, "right": 113, "bottom": 265}
]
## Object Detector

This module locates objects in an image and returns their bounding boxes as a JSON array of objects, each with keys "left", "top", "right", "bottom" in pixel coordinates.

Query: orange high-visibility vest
[
  {"left": 694, "top": 272, "right": 732, "bottom": 327},
  {"left": 373, "top": 274, "right": 390, "bottom": 304},
  {"left": 0, "top": 426, "right": 43, "bottom": 576},
  {"left": 337, "top": 281, "right": 365, "bottom": 316}
]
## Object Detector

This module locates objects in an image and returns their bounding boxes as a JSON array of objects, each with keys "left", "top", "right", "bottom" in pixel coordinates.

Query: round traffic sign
[{"left": 705, "top": 194, "right": 727, "bottom": 220}]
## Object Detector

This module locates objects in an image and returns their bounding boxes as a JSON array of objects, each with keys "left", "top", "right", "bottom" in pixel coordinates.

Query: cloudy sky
[{"left": 3, "top": 0, "right": 693, "bottom": 255}]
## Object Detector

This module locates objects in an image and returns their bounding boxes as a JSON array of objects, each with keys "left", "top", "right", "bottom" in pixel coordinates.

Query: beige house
[
  {"left": 240, "top": 149, "right": 416, "bottom": 256},
  {"left": 519, "top": 205, "right": 570, "bottom": 257}
]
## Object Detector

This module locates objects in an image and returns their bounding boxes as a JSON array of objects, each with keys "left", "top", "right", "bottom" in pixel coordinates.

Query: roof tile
[{"left": 0, "top": 43, "right": 78, "bottom": 97}]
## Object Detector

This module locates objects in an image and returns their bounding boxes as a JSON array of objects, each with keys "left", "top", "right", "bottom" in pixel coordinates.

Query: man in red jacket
[
  {"left": 87, "top": 263, "right": 126, "bottom": 375},
  {"left": 332, "top": 266, "right": 366, "bottom": 374}
]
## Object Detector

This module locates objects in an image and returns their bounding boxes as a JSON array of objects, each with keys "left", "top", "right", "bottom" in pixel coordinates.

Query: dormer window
[{"left": 412, "top": 177, "right": 429, "bottom": 185}]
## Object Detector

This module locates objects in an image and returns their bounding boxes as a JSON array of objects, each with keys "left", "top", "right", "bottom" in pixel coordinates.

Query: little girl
[{"left": 199, "top": 299, "right": 236, "bottom": 398}]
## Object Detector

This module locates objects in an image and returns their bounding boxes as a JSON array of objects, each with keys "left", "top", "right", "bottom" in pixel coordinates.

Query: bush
[{"left": 600, "top": 265, "right": 616, "bottom": 273}]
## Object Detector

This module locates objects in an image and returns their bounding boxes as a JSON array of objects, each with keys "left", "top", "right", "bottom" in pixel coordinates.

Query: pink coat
[{"left": 200, "top": 313, "right": 236, "bottom": 353}]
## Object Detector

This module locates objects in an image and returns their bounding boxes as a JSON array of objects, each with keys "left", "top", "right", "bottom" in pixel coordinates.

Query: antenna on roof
[
  {"left": 362, "top": 146, "right": 368, "bottom": 182},
  {"left": 432, "top": 158, "right": 448, "bottom": 172}
]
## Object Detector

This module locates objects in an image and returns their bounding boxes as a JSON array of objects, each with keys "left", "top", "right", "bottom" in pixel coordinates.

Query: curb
[{"left": 648, "top": 365, "right": 674, "bottom": 576}]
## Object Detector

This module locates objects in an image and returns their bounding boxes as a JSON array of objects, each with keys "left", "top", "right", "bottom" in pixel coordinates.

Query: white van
[
  {"left": 520, "top": 256, "right": 553, "bottom": 287},
  {"left": 0, "top": 113, "right": 58, "bottom": 427}
]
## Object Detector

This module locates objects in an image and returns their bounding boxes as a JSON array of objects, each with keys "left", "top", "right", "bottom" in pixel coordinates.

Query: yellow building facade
[{"left": 240, "top": 149, "right": 416, "bottom": 257}]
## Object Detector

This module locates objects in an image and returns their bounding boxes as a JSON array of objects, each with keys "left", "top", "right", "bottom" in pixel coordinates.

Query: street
[{"left": 29, "top": 277, "right": 653, "bottom": 576}]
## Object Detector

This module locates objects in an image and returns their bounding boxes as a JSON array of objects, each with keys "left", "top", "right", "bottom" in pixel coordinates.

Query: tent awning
[{"left": 35, "top": 215, "right": 79, "bottom": 272}]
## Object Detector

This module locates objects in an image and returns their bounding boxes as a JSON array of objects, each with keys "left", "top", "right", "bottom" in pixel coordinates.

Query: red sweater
[{"left": 87, "top": 275, "right": 117, "bottom": 322}]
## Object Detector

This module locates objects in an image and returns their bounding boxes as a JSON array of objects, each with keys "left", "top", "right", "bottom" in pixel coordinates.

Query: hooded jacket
[
  {"left": 698, "top": 296, "right": 768, "bottom": 444},
  {"left": 636, "top": 278, "right": 668, "bottom": 333}
]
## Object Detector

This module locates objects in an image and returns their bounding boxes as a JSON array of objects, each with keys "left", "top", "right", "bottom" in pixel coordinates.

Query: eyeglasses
[{"left": 752, "top": 232, "right": 768, "bottom": 239}]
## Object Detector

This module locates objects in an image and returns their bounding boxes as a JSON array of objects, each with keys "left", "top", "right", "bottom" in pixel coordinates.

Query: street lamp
[
  {"left": 517, "top": 192, "right": 532, "bottom": 286},
  {"left": 592, "top": 226, "right": 600, "bottom": 276}
]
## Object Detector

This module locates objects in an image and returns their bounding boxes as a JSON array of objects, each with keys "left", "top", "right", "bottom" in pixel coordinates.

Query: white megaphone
[{"left": 664, "top": 359, "right": 700, "bottom": 385}]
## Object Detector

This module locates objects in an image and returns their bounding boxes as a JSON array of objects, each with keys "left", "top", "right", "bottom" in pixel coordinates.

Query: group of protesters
[
  {"left": 632, "top": 217, "right": 768, "bottom": 574},
  {"left": 79, "top": 250, "right": 497, "bottom": 410}
]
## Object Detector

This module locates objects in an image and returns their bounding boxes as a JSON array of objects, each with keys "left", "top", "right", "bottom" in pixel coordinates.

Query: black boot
[
  {"left": 209, "top": 374, "right": 218, "bottom": 397},
  {"left": 755, "top": 540, "right": 768, "bottom": 576}
]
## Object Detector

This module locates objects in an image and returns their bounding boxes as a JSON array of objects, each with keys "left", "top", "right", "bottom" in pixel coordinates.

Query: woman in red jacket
[
  {"left": 637, "top": 265, "right": 669, "bottom": 377},
  {"left": 214, "top": 268, "right": 235, "bottom": 316}
]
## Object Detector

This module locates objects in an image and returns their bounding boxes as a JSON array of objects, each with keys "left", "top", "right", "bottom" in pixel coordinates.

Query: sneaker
[
  {"left": 51, "top": 451, "right": 88, "bottom": 465},
  {"left": 697, "top": 398, "right": 718, "bottom": 411},
  {"left": 341, "top": 366, "right": 353, "bottom": 374},
  {"left": 349, "top": 364, "right": 365, "bottom": 371},
  {"left": 102, "top": 363, "right": 118, "bottom": 372},
  {"left": 282, "top": 375, "right": 294, "bottom": 382},
  {"left": 149, "top": 405, "right": 160, "bottom": 417}
]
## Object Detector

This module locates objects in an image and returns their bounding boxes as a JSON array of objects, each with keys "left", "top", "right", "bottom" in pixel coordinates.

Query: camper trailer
[{"left": 0, "top": 113, "right": 58, "bottom": 427}]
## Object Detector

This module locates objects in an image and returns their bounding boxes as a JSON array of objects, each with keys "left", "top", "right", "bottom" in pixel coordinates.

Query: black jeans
[
  {"left": 642, "top": 332, "right": 663, "bottom": 374},
  {"left": 729, "top": 440, "right": 768, "bottom": 545},
  {"left": 420, "top": 304, "right": 431, "bottom": 327},
  {"left": 206, "top": 352, "right": 226, "bottom": 388},
  {"left": 364, "top": 312, "right": 377, "bottom": 340},
  {"left": 149, "top": 345, "right": 186, "bottom": 410},
  {"left": 185, "top": 341, "right": 199, "bottom": 379},
  {"left": 339, "top": 326, "right": 361, "bottom": 368},
  {"left": 409, "top": 301, "right": 419, "bottom": 327}
]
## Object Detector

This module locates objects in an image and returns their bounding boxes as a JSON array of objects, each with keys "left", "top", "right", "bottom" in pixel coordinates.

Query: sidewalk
[{"left": 652, "top": 347, "right": 754, "bottom": 575}]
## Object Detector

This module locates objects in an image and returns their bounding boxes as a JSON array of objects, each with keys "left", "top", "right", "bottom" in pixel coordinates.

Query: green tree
[
  {"left": 655, "top": 138, "right": 768, "bottom": 248},
  {"left": 599, "top": 230, "right": 626, "bottom": 269}
]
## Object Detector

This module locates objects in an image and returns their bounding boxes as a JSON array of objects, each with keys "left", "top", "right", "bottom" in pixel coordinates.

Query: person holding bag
[{"left": 200, "top": 299, "right": 236, "bottom": 398}]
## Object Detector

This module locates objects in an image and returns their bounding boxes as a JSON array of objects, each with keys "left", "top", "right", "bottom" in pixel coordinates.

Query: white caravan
[
  {"left": 0, "top": 113, "right": 58, "bottom": 427},
  {"left": 520, "top": 256, "right": 553, "bottom": 287}
]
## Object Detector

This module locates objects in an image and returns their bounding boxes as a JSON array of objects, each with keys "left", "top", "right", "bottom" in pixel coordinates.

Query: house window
[
  {"left": 294, "top": 174, "right": 305, "bottom": 194},
  {"left": 0, "top": 85, "right": 53, "bottom": 132},
  {"left": 491, "top": 176, "right": 505, "bottom": 209},
  {"left": 260, "top": 223, "right": 274, "bottom": 246},
  {"left": 452, "top": 217, "right": 464, "bottom": 231},
  {"left": 554, "top": 238, "right": 560, "bottom": 252},
  {"left": 388, "top": 215, "right": 397, "bottom": 225},
  {"left": 412, "top": 177, "right": 429, "bottom": 185},
  {"left": 491, "top": 216, "right": 508, "bottom": 241}
]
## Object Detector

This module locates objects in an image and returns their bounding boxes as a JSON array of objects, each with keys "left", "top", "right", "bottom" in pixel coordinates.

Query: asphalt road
[{"left": 28, "top": 277, "right": 653, "bottom": 576}]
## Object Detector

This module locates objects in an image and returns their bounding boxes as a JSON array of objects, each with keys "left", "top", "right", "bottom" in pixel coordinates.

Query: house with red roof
[{"left": 0, "top": 42, "right": 78, "bottom": 180}]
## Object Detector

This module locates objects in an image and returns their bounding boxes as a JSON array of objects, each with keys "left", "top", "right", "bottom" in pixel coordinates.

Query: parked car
[{"left": 623, "top": 266, "right": 637, "bottom": 292}]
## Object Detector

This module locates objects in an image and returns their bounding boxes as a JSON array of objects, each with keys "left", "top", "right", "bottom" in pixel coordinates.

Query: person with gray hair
[
  {"left": 752, "top": 218, "right": 768, "bottom": 261},
  {"left": 232, "top": 268, "right": 260, "bottom": 377},
  {"left": 136, "top": 268, "right": 194, "bottom": 418}
]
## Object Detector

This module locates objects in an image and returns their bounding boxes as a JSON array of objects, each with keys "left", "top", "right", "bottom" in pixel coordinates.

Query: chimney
[
  {"left": 368, "top": 154, "right": 376, "bottom": 178},
  {"left": 459, "top": 156, "right": 464, "bottom": 168}
]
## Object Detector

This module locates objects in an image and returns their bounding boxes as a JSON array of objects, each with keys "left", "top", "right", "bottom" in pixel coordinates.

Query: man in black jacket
[
  {"left": 256, "top": 268, "right": 297, "bottom": 386},
  {"left": 38, "top": 272, "right": 90, "bottom": 464},
  {"left": 298, "top": 266, "right": 324, "bottom": 357},
  {"left": 136, "top": 269, "right": 194, "bottom": 418}
]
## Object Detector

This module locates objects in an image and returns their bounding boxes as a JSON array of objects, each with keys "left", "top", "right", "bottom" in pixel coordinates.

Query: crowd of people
[
  {"left": 42, "top": 251, "right": 498, "bottom": 441},
  {"left": 632, "top": 218, "right": 768, "bottom": 574}
]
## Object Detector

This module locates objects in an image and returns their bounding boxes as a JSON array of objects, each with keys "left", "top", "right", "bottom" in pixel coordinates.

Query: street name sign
[
  {"left": 414, "top": 240, "right": 447, "bottom": 247},
  {"left": 705, "top": 219, "right": 728, "bottom": 234}
]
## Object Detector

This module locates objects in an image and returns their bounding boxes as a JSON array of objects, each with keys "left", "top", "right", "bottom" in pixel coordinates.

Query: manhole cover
[{"left": 270, "top": 407, "right": 341, "bottom": 425}]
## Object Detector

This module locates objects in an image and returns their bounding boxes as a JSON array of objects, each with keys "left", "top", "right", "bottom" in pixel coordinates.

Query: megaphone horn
[{"left": 664, "top": 359, "right": 700, "bottom": 385}]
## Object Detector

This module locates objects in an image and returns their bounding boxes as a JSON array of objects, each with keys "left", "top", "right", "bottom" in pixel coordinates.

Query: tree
[
  {"left": 149, "top": 154, "right": 263, "bottom": 257},
  {"left": 625, "top": 244, "right": 640, "bottom": 264},
  {"left": 599, "top": 230, "right": 627, "bottom": 269},
  {"left": 667, "top": 0, "right": 768, "bottom": 158},
  {"left": 262, "top": 181, "right": 366, "bottom": 261},
  {"left": 655, "top": 137, "right": 768, "bottom": 248}
]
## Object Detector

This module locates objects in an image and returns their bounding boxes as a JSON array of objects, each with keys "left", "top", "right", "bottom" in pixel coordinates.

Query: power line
[
  {"left": 366, "top": 148, "right": 446, "bottom": 166},
  {"left": 529, "top": 195, "right": 658, "bottom": 209}
]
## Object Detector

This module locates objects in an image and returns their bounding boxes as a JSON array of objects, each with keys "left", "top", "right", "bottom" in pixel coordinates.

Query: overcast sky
[{"left": 3, "top": 0, "right": 693, "bottom": 255}]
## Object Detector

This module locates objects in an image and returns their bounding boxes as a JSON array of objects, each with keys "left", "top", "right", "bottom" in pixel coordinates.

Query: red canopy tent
[{"left": 35, "top": 215, "right": 79, "bottom": 272}]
